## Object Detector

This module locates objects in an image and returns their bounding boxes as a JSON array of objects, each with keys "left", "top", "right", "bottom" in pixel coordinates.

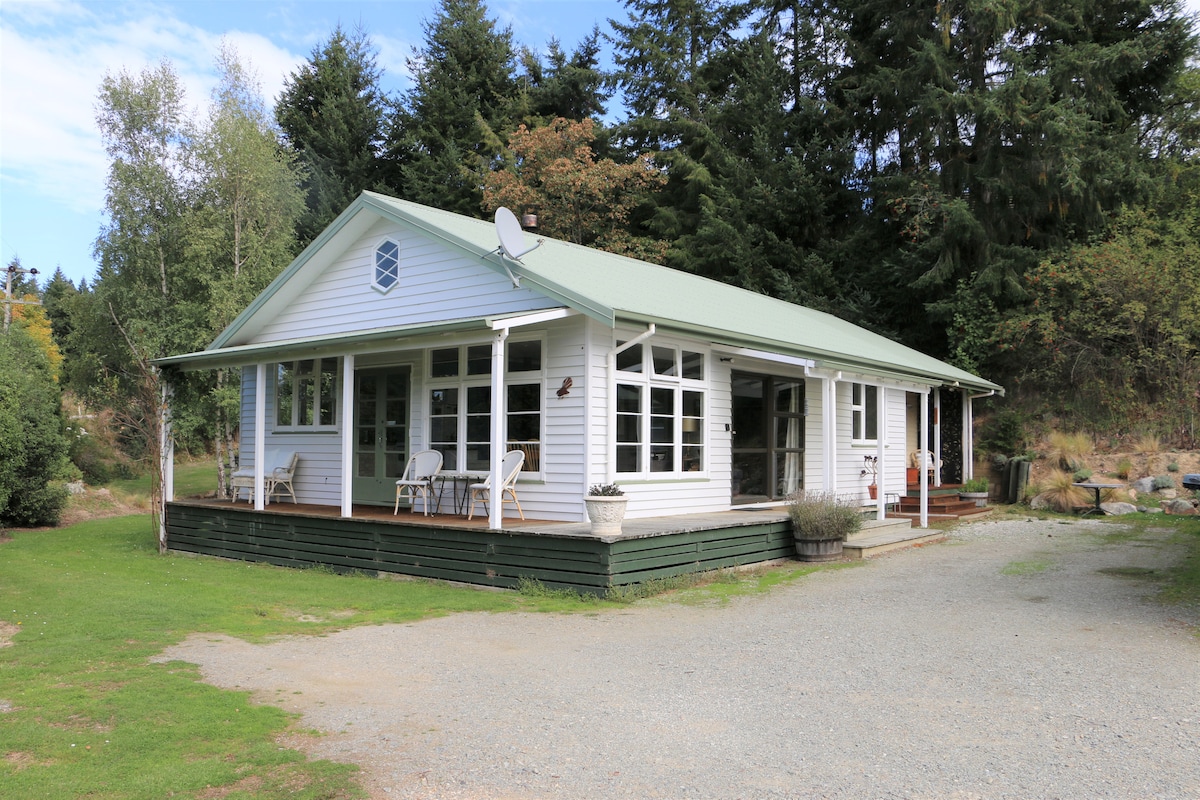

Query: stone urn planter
[{"left": 585, "top": 484, "right": 627, "bottom": 536}]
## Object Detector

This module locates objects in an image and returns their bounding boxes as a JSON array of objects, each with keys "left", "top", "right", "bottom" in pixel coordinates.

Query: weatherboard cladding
[
  {"left": 255, "top": 217, "right": 560, "bottom": 345},
  {"left": 197, "top": 191, "right": 997, "bottom": 394}
]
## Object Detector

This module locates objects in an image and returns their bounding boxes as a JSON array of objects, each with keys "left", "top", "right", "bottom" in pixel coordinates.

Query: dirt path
[{"left": 156, "top": 518, "right": 1200, "bottom": 799}]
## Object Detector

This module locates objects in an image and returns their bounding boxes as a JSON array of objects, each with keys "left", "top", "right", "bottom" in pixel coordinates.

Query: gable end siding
[{"left": 256, "top": 219, "right": 560, "bottom": 344}]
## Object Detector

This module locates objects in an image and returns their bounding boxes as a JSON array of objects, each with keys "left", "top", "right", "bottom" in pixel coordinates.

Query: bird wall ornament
[{"left": 557, "top": 377, "right": 573, "bottom": 398}]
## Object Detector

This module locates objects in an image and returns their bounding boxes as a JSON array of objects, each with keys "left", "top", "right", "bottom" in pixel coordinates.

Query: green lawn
[
  {"left": 107, "top": 458, "right": 220, "bottom": 501},
  {"left": 0, "top": 514, "right": 610, "bottom": 799}
]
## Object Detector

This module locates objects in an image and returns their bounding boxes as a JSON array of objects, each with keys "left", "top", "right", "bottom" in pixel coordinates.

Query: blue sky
[{"left": 0, "top": 0, "right": 624, "bottom": 287}]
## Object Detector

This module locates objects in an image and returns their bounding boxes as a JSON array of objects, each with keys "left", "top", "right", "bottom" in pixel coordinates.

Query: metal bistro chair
[
  {"left": 466, "top": 449, "right": 525, "bottom": 521},
  {"left": 394, "top": 450, "right": 444, "bottom": 516}
]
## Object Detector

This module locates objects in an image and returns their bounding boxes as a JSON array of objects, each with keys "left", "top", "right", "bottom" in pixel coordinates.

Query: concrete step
[{"left": 843, "top": 522, "right": 946, "bottom": 559}]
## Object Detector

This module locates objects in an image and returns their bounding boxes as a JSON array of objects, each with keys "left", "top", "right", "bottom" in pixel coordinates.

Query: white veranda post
[
  {"left": 919, "top": 389, "right": 929, "bottom": 529},
  {"left": 158, "top": 376, "right": 174, "bottom": 552},
  {"left": 823, "top": 375, "right": 838, "bottom": 493},
  {"left": 341, "top": 354, "right": 355, "bottom": 517},
  {"left": 489, "top": 329, "right": 509, "bottom": 530},
  {"left": 254, "top": 362, "right": 266, "bottom": 510},
  {"left": 875, "top": 384, "right": 886, "bottom": 519}
]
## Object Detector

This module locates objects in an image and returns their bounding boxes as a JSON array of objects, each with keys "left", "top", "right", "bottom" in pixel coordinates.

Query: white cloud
[{"left": 0, "top": 2, "right": 303, "bottom": 217}]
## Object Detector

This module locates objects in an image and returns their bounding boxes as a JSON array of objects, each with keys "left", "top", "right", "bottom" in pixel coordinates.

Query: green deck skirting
[{"left": 165, "top": 503, "right": 794, "bottom": 594}]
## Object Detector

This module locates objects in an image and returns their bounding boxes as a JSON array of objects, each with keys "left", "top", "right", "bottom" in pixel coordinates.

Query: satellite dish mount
[{"left": 493, "top": 207, "right": 543, "bottom": 287}]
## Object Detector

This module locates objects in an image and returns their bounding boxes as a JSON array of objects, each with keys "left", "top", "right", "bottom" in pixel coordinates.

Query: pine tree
[
  {"left": 829, "top": 0, "right": 1197, "bottom": 353},
  {"left": 41, "top": 268, "right": 78, "bottom": 349},
  {"left": 389, "top": 0, "right": 519, "bottom": 216},
  {"left": 518, "top": 29, "right": 610, "bottom": 125},
  {"left": 275, "top": 26, "right": 387, "bottom": 243}
]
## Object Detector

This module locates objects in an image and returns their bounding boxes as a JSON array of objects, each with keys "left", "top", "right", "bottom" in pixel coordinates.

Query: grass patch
[
  {"left": 1154, "top": 518, "right": 1200, "bottom": 608},
  {"left": 105, "top": 458, "right": 218, "bottom": 501},
  {"left": 0, "top": 514, "right": 618, "bottom": 798},
  {"left": 1058, "top": 514, "right": 1200, "bottom": 608},
  {"left": 1001, "top": 559, "right": 1056, "bottom": 576},
  {"left": 615, "top": 560, "right": 862, "bottom": 605},
  {"left": 1097, "top": 566, "right": 1162, "bottom": 579}
]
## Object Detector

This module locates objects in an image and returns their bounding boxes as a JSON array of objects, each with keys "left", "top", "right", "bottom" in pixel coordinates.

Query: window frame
[
  {"left": 614, "top": 338, "right": 708, "bottom": 477},
  {"left": 371, "top": 237, "right": 401, "bottom": 294},
  {"left": 425, "top": 338, "right": 545, "bottom": 474},
  {"left": 851, "top": 382, "right": 879, "bottom": 443},
  {"left": 274, "top": 357, "right": 341, "bottom": 432}
]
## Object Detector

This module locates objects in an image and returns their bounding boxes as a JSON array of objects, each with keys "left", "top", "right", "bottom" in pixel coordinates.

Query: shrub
[
  {"left": 979, "top": 407, "right": 1030, "bottom": 456},
  {"left": 1073, "top": 468, "right": 1093, "bottom": 482},
  {"left": 1167, "top": 461, "right": 1179, "bottom": 473},
  {"left": 1115, "top": 458, "right": 1133, "bottom": 480},
  {"left": 1048, "top": 430, "right": 1092, "bottom": 472},
  {"left": 1039, "top": 471, "right": 1088, "bottom": 513},
  {"left": 1133, "top": 434, "right": 1162, "bottom": 455},
  {"left": 1152, "top": 475, "right": 1175, "bottom": 490},
  {"left": 0, "top": 326, "right": 70, "bottom": 526},
  {"left": 787, "top": 491, "right": 862, "bottom": 541},
  {"left": 587, "top": 483, "right": 624, "bottom": 496},
  {"left": 961, "top": 477, "right": 989, "bottom": 493}
]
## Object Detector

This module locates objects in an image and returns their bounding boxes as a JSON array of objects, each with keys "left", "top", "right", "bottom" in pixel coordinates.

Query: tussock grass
[
  {"left": 1047, "top": 430, "right": 1093, "bottom": 471},
  {"left": 1133, "top": 433, "right": 1163, "bottom": 455},
  {"left": 1038, "top": 470, "right": 1090, "bottom": 513}
]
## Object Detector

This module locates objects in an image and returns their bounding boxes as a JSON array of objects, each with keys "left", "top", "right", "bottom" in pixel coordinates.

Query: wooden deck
[
  {"left": 165, "top": 499, "right": 797, "bottom": 595},
  {"left": 165, "top": 497, "right": 952, "bottom": 594}
]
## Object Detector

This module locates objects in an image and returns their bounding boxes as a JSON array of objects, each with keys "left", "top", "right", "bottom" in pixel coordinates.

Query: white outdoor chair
[
  {"left": 394, "top": 450, "right": 444, "bottom": 516},
  {"left": 230, "top": 449, "right": 298, "bottom": 505},
  {"left": 466, "top": 449, "right": 525, "bottom": 521},
  {"left": 909, "top": 449, "right": 942, "bottom": 483}
]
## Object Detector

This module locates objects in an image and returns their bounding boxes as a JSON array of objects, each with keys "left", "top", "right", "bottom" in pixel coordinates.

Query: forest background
[{"left": 4, "top": 0, "right": 1199, "bottom": 528}]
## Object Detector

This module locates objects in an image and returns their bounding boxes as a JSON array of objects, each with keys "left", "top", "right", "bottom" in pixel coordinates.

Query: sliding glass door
[{"left": 731, "top": 372, "right": 805, "bottom": 504}]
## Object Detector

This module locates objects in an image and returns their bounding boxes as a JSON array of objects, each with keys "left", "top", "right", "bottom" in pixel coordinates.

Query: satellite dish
[{"left": 495, "top": 207, "right": 541, "bottom": 261}]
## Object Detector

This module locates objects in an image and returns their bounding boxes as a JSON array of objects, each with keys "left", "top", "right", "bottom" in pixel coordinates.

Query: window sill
[{"left": 612, "top": 476, "right": 710, "bottom": 485}]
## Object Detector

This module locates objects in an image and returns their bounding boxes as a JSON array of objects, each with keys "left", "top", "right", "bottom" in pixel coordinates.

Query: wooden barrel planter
[{"left": 793, "top": 537, "right": 844, "bottom": 562}]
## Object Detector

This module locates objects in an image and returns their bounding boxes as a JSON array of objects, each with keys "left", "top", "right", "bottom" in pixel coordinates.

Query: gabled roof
[{"left": 184, "top": 191, "right": 1001, "bottom": 393}]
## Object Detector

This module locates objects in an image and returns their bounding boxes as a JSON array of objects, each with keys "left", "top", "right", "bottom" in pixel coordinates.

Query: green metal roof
[{"left": 179, "top": 191, "right": 1002, "bottom": 393}]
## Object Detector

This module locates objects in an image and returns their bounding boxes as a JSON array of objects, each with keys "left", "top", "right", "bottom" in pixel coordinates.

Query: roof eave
[
  {"left": 615, "top": 312, "right": 1003, "bottom": 394},
  {"left": 155, "top": 317, "right": 495, "bottom": 372}
]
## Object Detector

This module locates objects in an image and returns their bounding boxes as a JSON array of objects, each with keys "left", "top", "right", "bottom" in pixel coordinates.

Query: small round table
[{"left": 1073, "top": 482, "right": 1124, "bottom": 515}]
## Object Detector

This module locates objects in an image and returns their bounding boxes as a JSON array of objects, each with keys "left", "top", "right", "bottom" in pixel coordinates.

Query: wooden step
[{"left": 898, "top": 495, "right": 979, "bottom": 514}]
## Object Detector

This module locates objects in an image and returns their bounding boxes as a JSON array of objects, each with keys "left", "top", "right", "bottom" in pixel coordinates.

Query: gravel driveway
[{"left": 156, "top": 518, "right": 1200, "bottom": 799}]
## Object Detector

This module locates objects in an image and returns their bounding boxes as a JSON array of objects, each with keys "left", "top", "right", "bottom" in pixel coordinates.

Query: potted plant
[
  {"left": 787, "top": 491, "right": 862, "bottom": 562},
  {"left": 959, "top": 477, "right": 989, "bottom": 507},
  {"left": 585, "top": 483, "right": 627, "bottom": 536},
  {"left": 860, "top": 456, "right": 879, "bottom": 500}
]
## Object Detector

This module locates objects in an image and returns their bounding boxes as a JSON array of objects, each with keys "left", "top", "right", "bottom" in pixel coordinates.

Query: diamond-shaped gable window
[{"left": 374, "top": 239, "right": 399, "bottom": 293}]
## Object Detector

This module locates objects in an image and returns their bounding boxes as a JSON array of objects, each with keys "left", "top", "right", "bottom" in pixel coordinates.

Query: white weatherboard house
[{"left": 159, "top": 192, "right": 1002, "bottom": 590}]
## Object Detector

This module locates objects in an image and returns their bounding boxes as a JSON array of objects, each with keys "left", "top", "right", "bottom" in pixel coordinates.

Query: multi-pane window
[
  {"left": 373, "top": 239, "right": 400, "bottom": 293},
  {"left": 615, "top": 341, "right": 706, "bottom": 475},
  {"left": 851, "top": 383, "right": 878, "bottom": 442},
  {"left": 427, "top": 340, "right": 543, "bottom": 472},
  {"left": 276, "top": 358, "right": 339, "bottom": 429}
]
